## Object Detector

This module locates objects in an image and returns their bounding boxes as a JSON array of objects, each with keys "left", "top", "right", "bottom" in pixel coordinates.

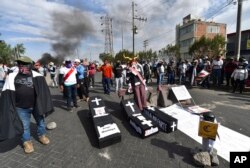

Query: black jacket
[{"left": 0, "top": 71, "right": 54, "bottom": 141}]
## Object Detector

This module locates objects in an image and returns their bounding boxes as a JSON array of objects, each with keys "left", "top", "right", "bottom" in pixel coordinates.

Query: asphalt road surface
[{"left": 1, "top": 72, "right": 249, "bottom": 168}]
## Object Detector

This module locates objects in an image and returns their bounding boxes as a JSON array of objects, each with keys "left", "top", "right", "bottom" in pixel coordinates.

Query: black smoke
[{"left": 50, "top": 9, "right": 94, "bottom": 58}]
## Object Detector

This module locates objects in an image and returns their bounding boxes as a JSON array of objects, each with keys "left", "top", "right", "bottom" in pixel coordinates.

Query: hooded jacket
[{"left": 0, "top": 70, "right": 54, "bottom": 141}]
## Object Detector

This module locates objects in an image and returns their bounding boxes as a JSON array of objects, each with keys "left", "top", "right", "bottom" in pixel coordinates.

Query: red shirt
[{"left": 98, "top": 64, "right": 113, "bottom": 78}]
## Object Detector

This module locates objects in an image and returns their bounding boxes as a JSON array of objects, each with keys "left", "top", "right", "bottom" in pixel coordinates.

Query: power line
[{"left": 205, "top": 0, "right": 235, "bottom": 21}]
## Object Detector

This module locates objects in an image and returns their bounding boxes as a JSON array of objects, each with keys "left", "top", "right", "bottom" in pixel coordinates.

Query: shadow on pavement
[
  {"left": 0, "top": 122, "right": 45, "bottom": 153},
  {"left": 0, "top": 137, "right": 21, "bottom": 153},
  {"left": 151, "top": 138, "right": 196, "bottom": 166},
  {"left": 104, "top": 100, "right": 141, "bottom": 138},
  {"left": 77, "top": 110, "right": 99, "bottom": 148},
  {"left": 51, "top": 94, "right": 68, "bottom": 111}
]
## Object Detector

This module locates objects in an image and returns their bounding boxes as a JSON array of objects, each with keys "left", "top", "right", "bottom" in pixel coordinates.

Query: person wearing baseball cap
[
  {"left": 75, "top": 58, "right": 89, "bottom": 102},
  {"left": 0, "top": 56, "right": 54, "bottom": 154}
]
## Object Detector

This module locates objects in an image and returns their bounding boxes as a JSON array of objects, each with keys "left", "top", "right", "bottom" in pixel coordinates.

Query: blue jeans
[
  {"left": 16, "top": 107, "right": 46, "bottom": 142},
  {"left": 179, "top": 73, "right": 186, "bottom": 84},
  {"left": 65, "top": 84, "right": 77, "bottom": 108},
  {"left": 157, "top": 73, "right": 165, "bottom": 85},
  {"left": 0, "top": 80, "right": 4, "bottom": 89},
  {"left": 167, "top": 73, "right": 175, "bottom": 84},
  {"left": 212, "top": 69, "right": 221, "bottom": 87},
  {"left": 102, "top": 77, "right": 111, "bottom": 94}
]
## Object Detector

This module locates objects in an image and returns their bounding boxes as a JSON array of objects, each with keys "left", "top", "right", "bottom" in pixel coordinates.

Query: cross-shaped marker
[
  {"left": 141, "top": 119, "right": 153, "bottom": 127},
  {"left": 171, "top": 122, "right": 176, "bottom": 132},
  {"left": 91, "top": 97, "right": 102, "bottom": 106},
  {"left": 147, "top": 106, "right": 155, "bottom": 111},
  {"left": 126, "top": 101, "right": 135, "bottom": 112}
]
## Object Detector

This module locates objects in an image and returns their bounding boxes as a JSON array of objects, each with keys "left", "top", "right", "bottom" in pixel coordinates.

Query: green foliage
[
  {"left": 189, "top": 35, "right": 226, "bottom": 59},
  {"left": 0, "top": 41, "right": 13, "bottom": 64},
  {"left": 13, "top": 43, "right": 25, "bottom": 58},
  {"left": 160, "top": 44, "right": 180, "bottom": 60},
  {"left": 99, "top": 53, "right": 114, "bottom": 63},
  {"left": 137, "top": 49, "right": 157, "bottom": 62},
  {"left": 114, "top": 50, "right": 133, "bottom": 63}
]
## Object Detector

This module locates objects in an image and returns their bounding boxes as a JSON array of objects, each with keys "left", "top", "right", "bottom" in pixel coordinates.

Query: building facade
[
  {"left": 227, "top": 29, "right": 250, "bottom": 62},
  {"left": 176, "top": 14, "right": 227, "bottom": 60}
]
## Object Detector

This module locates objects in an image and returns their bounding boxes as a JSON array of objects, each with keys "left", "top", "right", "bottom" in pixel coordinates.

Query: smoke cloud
[{"left": 50, "top": 9, "right": 94, "bottom": 58}]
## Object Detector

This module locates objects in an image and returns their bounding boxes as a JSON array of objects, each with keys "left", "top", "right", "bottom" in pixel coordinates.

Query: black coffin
[
  {"left": 129, "top": 113, "right": 159, "bottom": 138},
  {"left": 89, "top": 96, "right": 108, "bottom": 118},
  {"left": 143, "top": 106, "right": 178, "bottom": 133},
  {"left": 93, "top": 115, "right": 121, "bottom": 148},
  {"left": 120, "top": 99, "right": 141, "bottom": 118},
  {"left": 89, "top": 96, "right": 106, "bottom": 109}
]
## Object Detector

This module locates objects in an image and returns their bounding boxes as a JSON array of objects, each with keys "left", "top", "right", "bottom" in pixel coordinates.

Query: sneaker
[
  {"left": 23, "top": 141, "right": 34, "bottom": 154},
  {"left": 39, "top": 135, "right": 50, "bottom": 145},
  {"left": 85, "top": 97, "right": 89, "bottom": 102}
]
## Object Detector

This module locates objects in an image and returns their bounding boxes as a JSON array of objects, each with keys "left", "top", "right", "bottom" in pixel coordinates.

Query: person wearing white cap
[
  {"left": 48, "top": 62, "right": 58, "bottom": 87},
  {"left": 75, "top": 59, "right": 89, "bottom": 102}
]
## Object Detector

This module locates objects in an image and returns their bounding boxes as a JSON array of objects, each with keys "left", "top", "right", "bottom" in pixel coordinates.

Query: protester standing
[
  {"left": 224, "top": 57, "right": 237, "bottom": 87},
  {"left": 212, "top": 56, "right": 223, "bottom": 87},
  {"left": 88, "top": 62, "right": 96, "bottom": 88},
  {"left": 0, "top": 56, "right": 53, "bottom": 154},
  {"left": 127, "top": 59, "right": 147, "bottom": 111},
  {"left": 48, "top": 62, "right": 58, "bottom": 87},
  {"left": 61, "top": 60, "right": 79, "bottom": 111},
  {"left": 167, "top": 60, "right": 175, "bottom": 84},
  {"left": 0, "top": 60, "right": 7, "bottom": 89},
  {"left": 98, "top": 59, "right": 113, "bottom": 95},
  {"left": 75, "top": 59, "right": 89, "bottom": 102},
  {"left": 113, "top": 61, "right": 123, "bottom": 92},
  {"left": 231, "top": 58, "right": 248, "bottom": 93}
]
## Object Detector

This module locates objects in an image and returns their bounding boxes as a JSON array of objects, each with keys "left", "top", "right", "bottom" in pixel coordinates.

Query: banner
[{"left": 198, "top": 120, "right": 218, "bottom": 140}]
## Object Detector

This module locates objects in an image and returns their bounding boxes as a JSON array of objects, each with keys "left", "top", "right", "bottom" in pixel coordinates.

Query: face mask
[
  {"left": 18, "top": 64, "right": 32, "bottom": 75},
  {"left": 66, "top": 63, "right": 72, "bottom": 68}
]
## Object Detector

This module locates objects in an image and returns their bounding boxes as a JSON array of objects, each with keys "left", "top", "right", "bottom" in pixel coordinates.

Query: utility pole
[
  {"left": 235, "top": 0, "right": 243, "bottom": 61},
  {"left": 101, "top": 15, "right": 114, "bottom": 56},
  {"left": 143, "top": 40, "right": 148, "bottom": 51},
  {"left": 132, "top": 1, "right": 147, "bottom": 55}
]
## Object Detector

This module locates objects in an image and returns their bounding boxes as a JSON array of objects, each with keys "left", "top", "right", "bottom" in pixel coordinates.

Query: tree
[
  {"left": 137, "top": 49, "right": 157, "bottom": 62},
  {"left": 114, "top": 50, "right": 133, "bottom": 63},
  {"left": 0, "top": 41, "right": 13, "bottom": 64},
  {"left": 162, "top": 44, "right": 180, "bottom": 61},
  {"left": 13, "top": 43, "right": 25, "bottom": 59},
  {"left": 189, "top": 35, "right": 226, "bottom": 59},
  {"left": 210, "top": 34, "right": 226, "bottom": 57},
  {"left": 99, "top": 53, "right": 114, "bottom": 63}
]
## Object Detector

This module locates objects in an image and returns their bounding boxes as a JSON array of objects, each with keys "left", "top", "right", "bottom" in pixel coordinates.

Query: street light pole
[
  {"left": 235, "top": 0, "right": 243, "bottom": 61},
  {"left": 132, "top": 1, "right": 135, "bottom": 55}
]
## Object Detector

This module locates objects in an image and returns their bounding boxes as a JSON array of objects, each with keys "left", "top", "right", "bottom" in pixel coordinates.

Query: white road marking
[
  {"left": 99, "top": 149, "right": 111, "bottom": 161},
  {"left": 160, "top": 105, "right": 250, "bottom": 162}
]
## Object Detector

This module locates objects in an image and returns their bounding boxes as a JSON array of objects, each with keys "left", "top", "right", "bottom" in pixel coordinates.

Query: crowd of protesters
[{"left": 0, "top": 54, "right": 249, "bottom": 155}]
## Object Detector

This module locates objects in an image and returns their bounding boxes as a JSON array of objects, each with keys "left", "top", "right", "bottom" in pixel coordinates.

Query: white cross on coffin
[
  {"left": 141, "top": 119, "right": 153, "bottom": 127},
  {"left": 171, "top": 122, "right": 176, "bottom": 132},
  {"left": 91, "top": 97, "right": 102, "bottom": 106},
  {"left": 147, "top": 106, "right": 155, "bottom": 111},
  {"left": 126, "top": 101, "right": 135, "bottom": 112}
]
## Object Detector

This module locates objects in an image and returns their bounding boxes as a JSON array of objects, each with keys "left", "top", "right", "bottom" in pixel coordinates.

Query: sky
[{"left": 0, "top": 0, "right": 250, "bottom": 62}]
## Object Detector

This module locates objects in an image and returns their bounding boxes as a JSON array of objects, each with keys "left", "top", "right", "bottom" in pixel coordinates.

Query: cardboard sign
[
  {"left": 97, "top": 123, "right": 121, "bottom": 139},
  {"left": 198, "top": 120, "right": 218, "bottom": 140},
  {"left": 93, "top": 107, "right": 109, "bottom": 118},
  {"left": 171, "top": 85, "right": 192, "bottom": 101}
]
